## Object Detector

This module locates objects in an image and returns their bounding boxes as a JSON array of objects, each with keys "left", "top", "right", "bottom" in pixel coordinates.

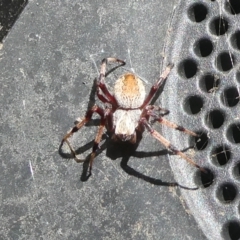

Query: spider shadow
[
  {"left": 59, "top": 130, "right": 198, "bottom": 190},
  {"left": 106, "top": 131, "right": 198, "bottom": 190}
]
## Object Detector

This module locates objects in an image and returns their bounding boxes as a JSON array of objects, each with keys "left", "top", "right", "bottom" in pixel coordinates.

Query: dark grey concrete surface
[{"left": 0, "top": 1, "right": 207, "bottom": 239}]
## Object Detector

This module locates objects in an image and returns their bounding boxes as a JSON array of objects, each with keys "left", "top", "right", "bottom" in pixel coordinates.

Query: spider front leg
[
  {"left": 141, "top": 64, "right": 174, "bottom": 108},
  {"left": 97, "top": 57, "right": 125, "bottom": 106},
  {"left": 61, "top": 105, "right": 105, "bottom": 167},
  {"left": 141, "top": 118, "right": 206, "bottom": 173}
]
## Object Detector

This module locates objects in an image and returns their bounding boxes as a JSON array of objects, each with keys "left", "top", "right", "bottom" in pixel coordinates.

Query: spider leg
[
  {"left": 88, "top": 117, "right": 106, "bottom": 173},
  {"left": 141, "top": 64, "right": 173, "bottom": 108},
  {"left": 141, "top": 118, "right": 206, "bottom": 172},
  {"left": 86, "top": 108, "right": 113, "bottom": 173},
  {"left": 97, "top": 57, "right": 125, "bottom": 106},
  {"left": 97, "top": 88, "right": 111, "bottom": 104},
  {"left": 157, "top": 117, "right": 198, "bottom": 137},
  {"left": 145, "top": 105, "right": 198, "bottom": 136},
  {"left": 61, "top": 105, "right": 104, "bottom": 162},
  {"left": 145, "top": 105, "right": 170, "bottom": 117}
]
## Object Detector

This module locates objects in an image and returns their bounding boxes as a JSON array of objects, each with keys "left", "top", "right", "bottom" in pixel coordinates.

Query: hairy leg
[
  {"left": 88, "top": 117, "right": 106, "bottom": 173},
  {"left": 141, "top": 64, "right": 173, "bottom": 108},
  {"left": 61, "top": 105, "right": 104, "bottom": 162},
  {"left": 141, "top": 118, "right": 206, "bottom": 172},
  {"left": 97, "top": 57, "right": 125, "bottom": 106}
]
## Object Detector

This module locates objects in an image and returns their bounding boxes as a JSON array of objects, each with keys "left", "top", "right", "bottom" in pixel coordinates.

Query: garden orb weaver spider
[{"left": 61, "top": 57, "right": 205, "bottom": 174}]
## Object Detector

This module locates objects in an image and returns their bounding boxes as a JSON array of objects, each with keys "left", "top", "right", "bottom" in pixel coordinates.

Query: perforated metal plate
[{"left": 162, "top": 1, "right": 240, "bottom": 239}]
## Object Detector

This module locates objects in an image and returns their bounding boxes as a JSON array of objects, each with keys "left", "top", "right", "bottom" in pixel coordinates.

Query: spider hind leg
[{"left": 142, "top": 118, "right": 206, "bottom": 173}]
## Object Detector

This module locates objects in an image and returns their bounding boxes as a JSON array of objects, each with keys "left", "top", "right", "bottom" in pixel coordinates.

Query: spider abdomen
[
  {"left": 114, "top": 73, "right": 146, "bottom": 108},
  {"left": 113, "top": 109, "right": 141, "bottom": 141}
]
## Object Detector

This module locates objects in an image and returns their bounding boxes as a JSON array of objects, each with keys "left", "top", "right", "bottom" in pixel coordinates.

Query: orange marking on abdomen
[
  {"left": 114, "top": 73, "right": 146, "bottom": 108},
  {"left": 122, "top": 74, "right": 140, "bottom": 95}
]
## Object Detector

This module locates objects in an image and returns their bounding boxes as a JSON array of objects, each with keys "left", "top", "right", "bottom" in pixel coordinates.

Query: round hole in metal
[
  {"left": 209, "top": 16, "right": 229, "bottom": 36},
  {"left": 221, "top": 86, "right": 239, "bottom": 107},
  {"left": 194, "top": 38, "right": 213, "bottom": 57},
  {"left": 205, "top": 110, "right": 225, "bottom": 129},
  {"left": 230, "top": 30, "right": 240, "bottom": 51},
  {"left": 211, "top": 145, "right": 231, "bottom": 166},
  {"left": 183, "top": 95, "right": 203, "bottom": 115},
  {"left": 232, "top": 162, "right": 240, "bottom": 180},
  {"left": 178, "top": 59, "right": 198, "bottom": 79},
  {"left": 227, "top": 123, "right": 240, "bottom": 144},
  {"left": 190, "top": 131, "right": 209, "bottom": 151},
  {"left": 194, "top": 168, "right": 214, "bottom": 188},
  {"left": 225, "top": 0, "right": 240, "bottom": 15},
  {"left": 217, "top": 183, "right": 237, "bottom": 203},
  {"left": 236, "top": 71, "right": 240, "bottom": 84},
  {"left": 187, "top": 3, "right": 208, "bottom": 22},
  {"left": 199, "top": 74, "right": 220, "bottom": 93},
  {"left": 216, "top": 52, "right": 235, "bottom": 72},
  {"left": 222, "top": 220, "right": 240, "bottom": 240}
]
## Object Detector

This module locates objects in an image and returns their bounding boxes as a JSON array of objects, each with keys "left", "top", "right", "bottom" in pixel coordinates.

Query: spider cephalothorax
[{"left": 61, "top": 57, "right": 204, "bottom": 174}]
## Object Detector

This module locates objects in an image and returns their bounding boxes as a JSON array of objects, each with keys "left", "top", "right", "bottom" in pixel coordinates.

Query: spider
[{"left": 61, "top": 57, "right": 205, "bottom": 175}]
